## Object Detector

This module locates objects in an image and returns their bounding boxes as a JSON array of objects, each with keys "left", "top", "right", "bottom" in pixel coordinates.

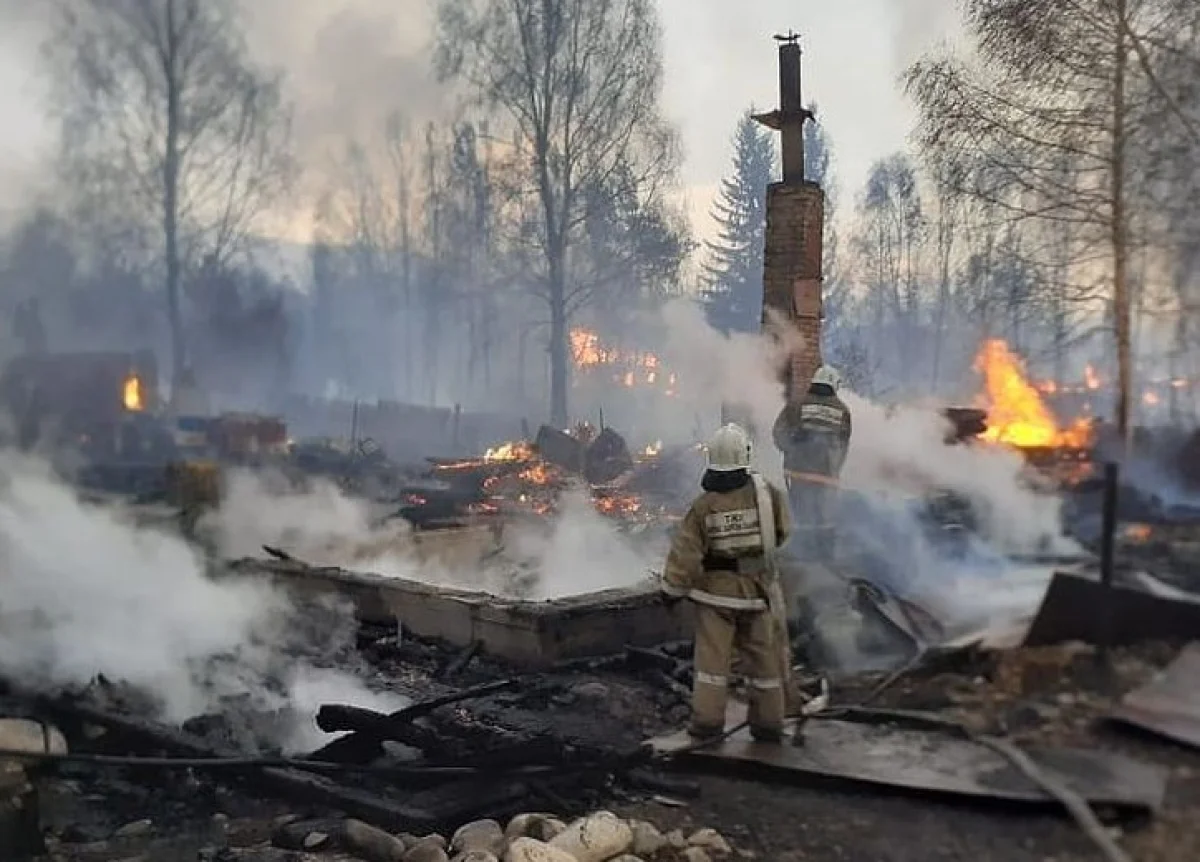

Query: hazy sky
[{"left": 0, "top": 0, "right": 962, "bottom": 241}]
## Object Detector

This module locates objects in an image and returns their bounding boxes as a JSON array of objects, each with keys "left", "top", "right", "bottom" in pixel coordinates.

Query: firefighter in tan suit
[{"left": 661, "top": 424, "right": 792, "bottom": 742}]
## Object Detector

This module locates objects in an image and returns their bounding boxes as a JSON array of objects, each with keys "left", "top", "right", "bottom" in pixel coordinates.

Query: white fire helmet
[
  {"left": 706, "top": 423, "right": 752, "bottom": 472},
  {"left": 812, "top": 365, "right": 842, "bottom": 392}
]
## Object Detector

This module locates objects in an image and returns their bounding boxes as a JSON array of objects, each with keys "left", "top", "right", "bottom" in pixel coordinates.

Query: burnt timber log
[
  {"left": 311, "top": 680, "right": 520, "bottom": 763},
  {"left": 942, "top": 407, "right": 987, "bottom": 443},
  {"left": 585, "top": 427, "right": 634, "bottom": 485},
  {"left": 535, "top": 425, "right": 585, "bottom": 472}
]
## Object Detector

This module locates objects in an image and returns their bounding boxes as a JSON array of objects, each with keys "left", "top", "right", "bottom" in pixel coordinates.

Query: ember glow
[
  {"left": 1125, "top": 523, "right": 1153, "bottom": 543},
  {"left": 594, "top": 493, "right": 642, "bottom": 516},
  {"left": 518, "top": 462, "right": 555, "bottom": 485},
  {"left": 123, "top": 375, "right": 143, "bottom": 411},
  {"left": 974, "top": 339, "right": 1091, "bottom": 449}
]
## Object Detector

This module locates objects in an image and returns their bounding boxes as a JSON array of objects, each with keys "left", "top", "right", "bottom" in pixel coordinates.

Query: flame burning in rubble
[
  {"left": 123, "top": 375, "right": 143, "bottom": 411},
  {"left": 974, "top": 340, "right": 1091, "bottom": 449},
  {"left": 570, "top": 327, "right": 678, "bottom": 395},
  {"left": 484, "top": 441, "right": 535, "bottom": 462},
  {"left": 518, "top": 462, "right": 555, "bottom": 485},
  {"left": 1125, "top": 523, "right": 1153, "bottom": 543},
  {"left": 594, "top": 493, "right": 642, "bottom": 516},
  {"left": 429, "top": 437, "right": 675, "bottom": 525}
]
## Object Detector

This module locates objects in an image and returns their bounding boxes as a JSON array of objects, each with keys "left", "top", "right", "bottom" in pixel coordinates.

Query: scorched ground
[{"left": 8, "top": 619, "right": 1200, "bottom": 862}]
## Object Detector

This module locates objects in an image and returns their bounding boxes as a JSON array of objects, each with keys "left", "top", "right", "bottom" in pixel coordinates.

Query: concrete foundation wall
[{"left": 232, "top": 559, "right": 691, "bottom": 666}]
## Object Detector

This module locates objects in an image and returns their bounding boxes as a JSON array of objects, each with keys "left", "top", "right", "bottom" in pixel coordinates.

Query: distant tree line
[
  {"left": 0, "top": 0, "right": 693, "bottom": 426},
  {"left": 703, "top": 0, "right": 1200, "bottom": 428},
  {"left": 2, "top": 0, "right": 1199, "bottom": 431}
]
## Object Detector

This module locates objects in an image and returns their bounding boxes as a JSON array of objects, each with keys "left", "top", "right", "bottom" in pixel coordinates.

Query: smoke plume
[
  {"left": 202, "top": 470, "right": 661, "bottom": 600},
  {"left": 637, "top": 298, "right": 1073, "bottom": 642},
  {"left": 840, "top": 395, "right": 1072, "bottom": 555},
  {"left": 0, "top": 453, "right": 403, "bottom": 750}
]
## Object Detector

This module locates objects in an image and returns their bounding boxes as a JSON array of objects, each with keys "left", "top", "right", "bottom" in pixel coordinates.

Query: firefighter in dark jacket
[
  {"left": 772, "top": 365, "right": 852, "bottom": 561},
  {"left": 660, "top": 423, "right": 792, "bottom": 742}
]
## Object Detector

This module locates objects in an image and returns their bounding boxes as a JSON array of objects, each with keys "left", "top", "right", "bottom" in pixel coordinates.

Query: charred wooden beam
[
  {"left": 310, "top": 680, "right": 520, "bottom": 764},
  {"left": 36, "top": 697, "right": 438, "bottom": 832},
  {"left": 312, "top": 705, "right": 447, "bottom": 764}
]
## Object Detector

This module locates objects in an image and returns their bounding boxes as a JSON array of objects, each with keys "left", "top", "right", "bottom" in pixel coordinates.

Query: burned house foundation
[{"left": 234, "top": 556, "right": 689, "bottom": 667}]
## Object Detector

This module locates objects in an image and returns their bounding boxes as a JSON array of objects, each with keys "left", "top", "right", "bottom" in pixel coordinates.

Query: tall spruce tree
[{"left": 702, "top": 111, "right": 776, "bottom": 333}]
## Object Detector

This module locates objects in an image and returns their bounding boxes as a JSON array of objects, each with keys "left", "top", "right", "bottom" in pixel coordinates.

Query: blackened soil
[{"left": 22, "top": 634, "right": 1200, "bottom": 862}]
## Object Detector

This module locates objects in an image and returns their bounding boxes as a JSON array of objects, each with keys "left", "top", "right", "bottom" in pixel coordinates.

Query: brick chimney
[{"left": 753, "top": 33, "right": 824, "bottom": 402}]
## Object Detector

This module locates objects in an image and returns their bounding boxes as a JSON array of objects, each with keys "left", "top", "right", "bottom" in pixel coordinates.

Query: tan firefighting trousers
[
  {"left": 766, "top": 579, "right": 805, "bottom": 716},
  {"left": 786, "top": 472, "right": 838, "bottom": 562},
  {"left": 690, "top": 604, "right": 784, "bottom": 737}
]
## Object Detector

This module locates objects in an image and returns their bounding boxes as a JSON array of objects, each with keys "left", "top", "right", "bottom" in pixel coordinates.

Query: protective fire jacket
[
  {"left": 772, "top": 388, "right": 852, "bottom": 479},
  {"left": 661, "top": 473, "right": 791, "bottom": 611}
]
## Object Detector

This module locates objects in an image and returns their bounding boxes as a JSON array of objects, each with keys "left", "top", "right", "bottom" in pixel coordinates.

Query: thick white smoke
[
  {"left": 587, "top": 297, "right": 793, "bottom": 479},
  {"left": 203, "top": 469, "right": 411, "bottom": 565},
  {"left": 840, "top": 395, "right": 1073, "bottom": 555},
  {"left": 203, "top": 470, "right": 660, "bottom": 600},
  {"left": 836, "top": 396, "right": 1076, "bottom": 636},
  {"left": 506, "top": 487, "right": 660, "bottom": 598},
  {"left": 0, "top": 454, "right": 403, "bottom": 748},
  {"left": 630, "top": 298, "right": 1072, "bottom": 638},
  {"left": 190, "top": 298, "right": 1075, "bottom": 658}
]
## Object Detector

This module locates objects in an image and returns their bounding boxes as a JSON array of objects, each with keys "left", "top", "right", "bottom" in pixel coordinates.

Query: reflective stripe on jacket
[
  {"left": 773, "top": 392, "right": 852, "bottom": 477},
  {"left": 661, "top": 477, "right": 791, "bottom": 611}
]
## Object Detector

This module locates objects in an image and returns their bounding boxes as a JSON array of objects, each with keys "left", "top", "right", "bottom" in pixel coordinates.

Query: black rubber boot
[
  {"left": 687, "top": 724, "right": 725, "bottom": 741},
  {"left": 750, "top": 726, "right": 784, "bottom": 744}
]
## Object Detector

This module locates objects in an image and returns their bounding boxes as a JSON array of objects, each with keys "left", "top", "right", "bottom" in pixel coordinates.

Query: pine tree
[
  {"left": 702, "top": 111, "right": 776, "bottom": 333},
  {"left": 803, "top": 103, "right": 839, "bottom": 289}
]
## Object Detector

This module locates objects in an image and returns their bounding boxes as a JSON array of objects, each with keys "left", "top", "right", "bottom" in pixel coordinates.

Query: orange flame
[
  {"left": 483, "top": 441, "right": 534, "bottom": 462},
  {"left": 1084, "top": 364, "right": 1101, "bottom": 391},
  {"left": 569, "top": 327, "right": 676, "bottom": 390},
  {"left": 974, "top": 340, "right": 1091, "bottom": 448},
  {"left": 123, "top": 375, "right": 143, "bottom": 411},
  {"left": 518, "top": 462, "right": 555, "bottom": 484}
]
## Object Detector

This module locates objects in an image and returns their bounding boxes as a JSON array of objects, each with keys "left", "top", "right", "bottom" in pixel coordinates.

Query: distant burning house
[
  {"left": 569, "top": 327, "right": 679, "bottom": 398},
  {"left": 0, "top": 351, "right": 159, "bottom": 451}
]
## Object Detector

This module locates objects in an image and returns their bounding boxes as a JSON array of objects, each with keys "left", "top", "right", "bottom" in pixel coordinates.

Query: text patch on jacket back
[
  {"left": 705, "top": 508, "right": 763, "bottom": 554},
  {"left": 800, "top": 403, "right": 845, "bottom": 430}
]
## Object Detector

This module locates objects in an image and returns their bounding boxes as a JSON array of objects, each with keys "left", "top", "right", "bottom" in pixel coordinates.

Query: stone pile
[{"left": 256, "top": 810, "right": 737, "bottom": 862}]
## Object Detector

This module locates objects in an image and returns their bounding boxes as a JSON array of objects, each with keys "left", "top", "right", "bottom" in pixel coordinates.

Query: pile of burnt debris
[
  {"left": 0, "top": 624, "right": 705, "bottom": 862},
  {"left": 10, "top": 623, "right": 1200, "bottom": 862},
  {"left": 395, "top": 425, "right": 699, "bottom": 531}
]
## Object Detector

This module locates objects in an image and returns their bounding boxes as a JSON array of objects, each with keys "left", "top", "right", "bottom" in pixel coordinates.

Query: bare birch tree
[
  {"left": 45, "top": 0, "right": 294, "bottom": 387},
  {"left": 434, "top": 0, "right": 680, "bottom": 425},
  {"left": 905, "top": 0, "right": 1200, "bottom": 440}
]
